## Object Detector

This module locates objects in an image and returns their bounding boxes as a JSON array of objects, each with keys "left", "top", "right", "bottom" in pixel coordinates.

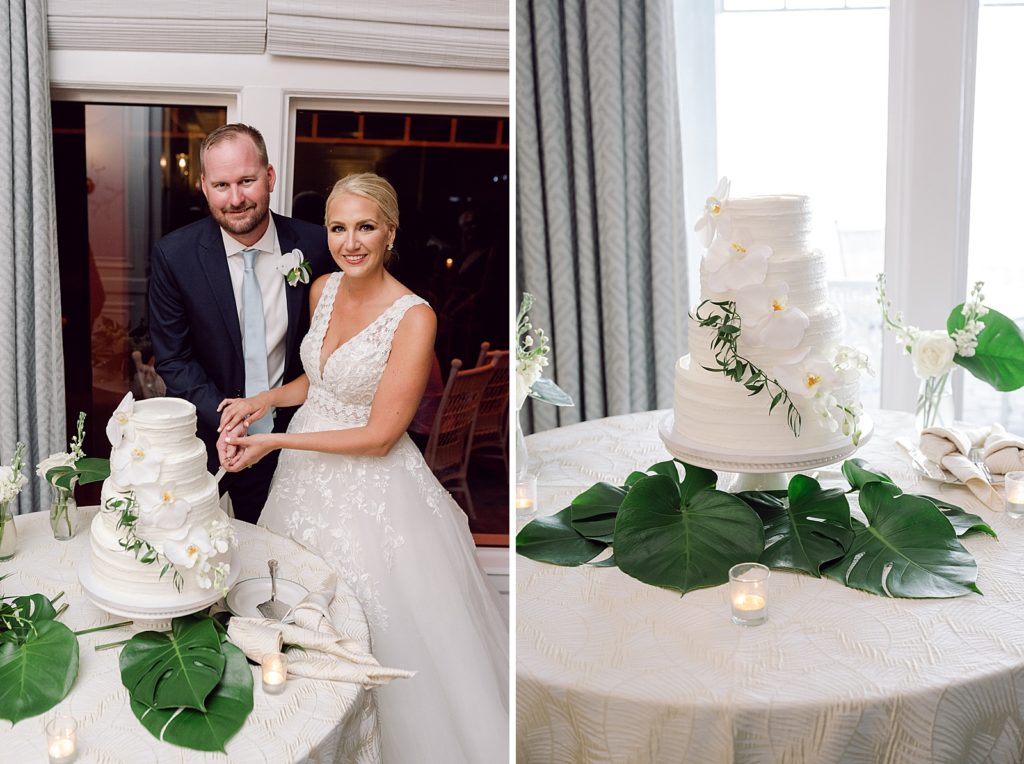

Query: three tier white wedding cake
[
  {"left": 672, "top": 178, "right": 868, "bottom": 456},
  {"left": 85, "top": 394, "right": 236, "bottom": 604}
]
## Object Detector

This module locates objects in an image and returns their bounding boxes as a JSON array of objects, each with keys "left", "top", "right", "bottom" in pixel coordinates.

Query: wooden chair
[
  {"left": 470, "top": 341, "right": 510, "bottom": 475},
  {"left": 424, "top": 358, "right": 498, "bottom": 519}
]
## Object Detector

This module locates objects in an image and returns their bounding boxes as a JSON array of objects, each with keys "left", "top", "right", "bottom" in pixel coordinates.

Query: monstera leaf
[
  {"left": 120, "top": 614, "right": 226, "bottom": 711},
  {"left": 614, "top": 469, "right": 763, "bottom": 594},
  {"left": 0, "top": 618, "right": 79, "bottom": 724},
  {"left": 516, "top": 507, "right": 607, "bottom": 566},
  {"left": 822, "top": 482, "right": 981, "bottom": 598},
  {"left": 841, "top": 458, "right": 895, "bottom": 492},
  {"left": 921, "top": 496, "right": 997, "bottom": 539},
  {"left": 130, "top": 641, "right": 253, "bottom": 752},
  {"left": 949, "top": 305, "right": 1024, "bottom": 391},
  {"left": 570, "top": 482, "right": 627, "bottom": 543},
  {"left": 738, "top": 474, "right": 854, "bottom": 576}
]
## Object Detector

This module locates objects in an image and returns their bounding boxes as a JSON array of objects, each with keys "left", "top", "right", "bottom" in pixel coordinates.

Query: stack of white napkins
[
  {"left": 227, "top": 574, "right": 415, "bottom": 687},
  {"left": 919, "top": 423, "right": 1024, "bottom": 511}
]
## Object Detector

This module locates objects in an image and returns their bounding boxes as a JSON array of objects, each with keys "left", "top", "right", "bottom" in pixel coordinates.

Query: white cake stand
[
  {"left": 658, "top": 413, "right": 874, "bottom": 491},
  {"left": 78, "top": 550, "right": 240, "bottom": 621}
]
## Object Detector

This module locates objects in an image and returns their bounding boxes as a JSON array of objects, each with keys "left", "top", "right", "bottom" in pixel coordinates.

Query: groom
[{"left": 149, "top": 123, "right": 335, "bottom": 523}]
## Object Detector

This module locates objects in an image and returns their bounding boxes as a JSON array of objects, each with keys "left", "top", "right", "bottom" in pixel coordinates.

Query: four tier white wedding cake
[
  {"left": 672, "top": 178, "right": 868, "bottom": 456},
  {"left": 86, "top": 394, "right": 235, "bottom": 603}
]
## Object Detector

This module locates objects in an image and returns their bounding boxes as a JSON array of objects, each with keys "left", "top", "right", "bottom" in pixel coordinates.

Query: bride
[{"left": 217, "top": 173, "right": 508, "bottom": 762}]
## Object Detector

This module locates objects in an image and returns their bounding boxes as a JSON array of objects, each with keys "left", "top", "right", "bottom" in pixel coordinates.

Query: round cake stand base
[{"left": 657, "top": 413, "right": 874, "bottom": 489}]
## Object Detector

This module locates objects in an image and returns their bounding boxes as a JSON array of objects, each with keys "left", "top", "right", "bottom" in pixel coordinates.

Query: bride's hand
[
  {"left": 217, "top": 394, "right": 269, "bottom": 433},
  {"left": 222, "top": 433, "right": 273, "bottom": 472}
]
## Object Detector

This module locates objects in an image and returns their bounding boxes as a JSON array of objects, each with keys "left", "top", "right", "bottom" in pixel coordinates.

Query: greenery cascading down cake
[
  {"left": 672, "top": 178, "right": 868, "bottom": 455},
  {"left": 87, "top": 394, "right": 235, "bottom": 603}
]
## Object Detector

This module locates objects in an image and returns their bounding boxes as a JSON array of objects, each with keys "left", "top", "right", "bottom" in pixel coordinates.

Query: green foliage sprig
[
  {"left": 103, "top": 494, "right": 184, "bottom": 593},
  {"left": 694, "top": 299, "right": 801, "bottom": 437}
]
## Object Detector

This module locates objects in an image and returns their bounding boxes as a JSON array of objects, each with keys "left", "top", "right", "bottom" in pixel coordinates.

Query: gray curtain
[
  {"left": 517, "top": 0, "right": 688, "bottom": 433},
  {"left": 0, "top": 0, "right": 65, "bottom": 514}
]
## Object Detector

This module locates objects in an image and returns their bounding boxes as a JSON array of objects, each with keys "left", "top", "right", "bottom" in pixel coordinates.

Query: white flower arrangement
[
  {"left": 0, "top": 442, "right": 27, "bottom": 505},
  {"left": 516, "top": 293, "right": 574, "bottom": 412},
  {"left": 275, "top": 248, "right": 312, "bottom": 287}
]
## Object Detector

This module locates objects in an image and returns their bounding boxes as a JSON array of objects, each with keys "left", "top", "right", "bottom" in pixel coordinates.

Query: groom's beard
[{"left": 210, "top": 195, "right": 270, "bottom": 237}]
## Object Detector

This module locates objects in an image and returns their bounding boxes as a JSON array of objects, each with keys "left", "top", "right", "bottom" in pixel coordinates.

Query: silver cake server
[{"left": 257, "top": 559, "right": 291, "bottom": 620}]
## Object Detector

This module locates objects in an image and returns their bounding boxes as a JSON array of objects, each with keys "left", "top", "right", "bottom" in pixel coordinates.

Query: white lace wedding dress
[{"left": 258, "top": 272, "right": 509, "bottom": 762}]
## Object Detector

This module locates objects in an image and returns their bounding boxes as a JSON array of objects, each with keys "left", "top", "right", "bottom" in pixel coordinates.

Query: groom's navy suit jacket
[{"left": 149, "top": 212, "right": 335, "bottom": 473}]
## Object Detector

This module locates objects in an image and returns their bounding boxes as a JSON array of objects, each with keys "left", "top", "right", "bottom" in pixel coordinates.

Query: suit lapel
[
  {"left": 198, "top": 217, "right": 244, "bottom": 366},
  {"left": 274, "top": 213, "right": 305, "bottom": 367}
]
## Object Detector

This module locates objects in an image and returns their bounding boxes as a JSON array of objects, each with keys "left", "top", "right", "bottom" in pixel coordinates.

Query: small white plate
[
  {"left": 908, "top": 458, "right": 1004, "bottom": 486},
  {"left": 226, "top": 577, "right": 309, "bottom": 618}
]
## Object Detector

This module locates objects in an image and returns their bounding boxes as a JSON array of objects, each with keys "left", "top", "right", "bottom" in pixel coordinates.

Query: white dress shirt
[{"left": 220, "top": 218, "right": 288, "bottom": 392}]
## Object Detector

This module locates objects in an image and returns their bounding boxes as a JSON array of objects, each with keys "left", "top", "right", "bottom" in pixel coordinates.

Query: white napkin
[
  {"left": 982, "top": 423, "right": 1024, "bottom": 474},
  {"left": 919, "top": 425, "right": 1004, "bottom": 511},
  {"left": 227, "top": 574, "right": 415, "bottom": 687}
]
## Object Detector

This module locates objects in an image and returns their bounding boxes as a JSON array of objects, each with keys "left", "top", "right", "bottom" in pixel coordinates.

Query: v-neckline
[{"left": 317, "top": 274, "right": 411, "bottom": 379}]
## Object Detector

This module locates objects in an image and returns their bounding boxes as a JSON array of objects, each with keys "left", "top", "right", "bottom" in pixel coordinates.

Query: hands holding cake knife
[{"left": 216, "top": 393, "right": 274, "bottom": 471}]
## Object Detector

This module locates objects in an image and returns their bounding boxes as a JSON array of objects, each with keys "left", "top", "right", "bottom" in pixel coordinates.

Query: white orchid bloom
[
  {"left": 195, "top": 559, "right": 213, "bottom": 590},
  {"left": 110, "top": 435, "right": 162, "bottom": 486},
  {"left": 704, "top": 228, "right": 772, "bottom": 294},
  {"left": 775, "top": 351, "right": 840, "bottom": 400},
  {"left": 163, "top": 525, "right": 213, "bottom": 570},
  {"left": 275, "top": 248, "right": 310, "bottom": 286},
  {"left": 734, "top": 283, "right": 809, "bottom": 350},
  {"left": 694, "top": 177, "right": 731, "bottom": 247},
  {"left": 134, "top": 482, "right": 190, "bottom": 531},
  {"left": 106, "top": 391, "right": 136, "bottom": 447}
]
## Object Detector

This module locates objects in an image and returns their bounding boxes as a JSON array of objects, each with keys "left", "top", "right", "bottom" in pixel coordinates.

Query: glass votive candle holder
[
  {"left": 1005, "top": 471, "right": 1024, "bottom": 519},
  {"left": 515, "top": 474, "right": 538, "bottom": 522},
  {"left": 45, "top": 716, "right": 78, "bottom": 764},
  {"left": 261, "top": 652, "right": 287, "bottom": 695},
  {"left": 729, "top": 562, "right": 769, "bottom": 626}
]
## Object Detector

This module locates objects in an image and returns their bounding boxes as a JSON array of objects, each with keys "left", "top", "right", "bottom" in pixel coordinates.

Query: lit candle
[
  {"left": 516, "top": 475, "right": 538, "bottom": 521},
  {"left": 729, "top": 562, "right": 770, "bottom": 626},
  {"left": 45, "top": 716, "right": 77, "bottom": 764},
  {"left": 1005, "top": 471, "right": 1024, "bottom": 519},
  {"left": 261, "top": 652, "right": 287, "bottom": 694}
]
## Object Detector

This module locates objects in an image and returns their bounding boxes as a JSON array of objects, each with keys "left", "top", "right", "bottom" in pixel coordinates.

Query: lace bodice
[{"left": 299, "top": 272, "right": 428, "bottom": 427}]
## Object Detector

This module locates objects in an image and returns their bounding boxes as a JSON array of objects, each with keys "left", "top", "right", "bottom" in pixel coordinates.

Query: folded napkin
[
  {"left": 919, "top": 425, "right": 1004, "bottom": 511},
  {"left": 982, "top": 423, "right": 1024, "bottom": 474},
  {"left": 227, "top": 574, "right": 415, "bottom": 687}
]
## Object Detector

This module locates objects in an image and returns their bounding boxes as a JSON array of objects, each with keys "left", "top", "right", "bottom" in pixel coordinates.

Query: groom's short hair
[{"left": 200, "top": 123, "right": 269, "bottom": 173}]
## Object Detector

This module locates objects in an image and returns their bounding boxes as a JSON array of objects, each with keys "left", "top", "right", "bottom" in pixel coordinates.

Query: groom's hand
[
  {"left": 223, "top": 433, "right": 272, "bottom": 472},
  {"left": 217, "top": 422, "right": 245, "bottom": 467}
]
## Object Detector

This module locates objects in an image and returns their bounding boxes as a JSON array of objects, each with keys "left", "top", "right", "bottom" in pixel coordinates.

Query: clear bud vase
[
  {"left": 49, "top": 480, "right": 79, "bottom": 541},
  {"left": 916, "top": 371, "right": 954, "bottom": 431},
  {"left": 515, "top": 411, "right": 530, "bottom": 479},
  {"left": 0, "top": 501, "right": 17, "bottom": 560}
]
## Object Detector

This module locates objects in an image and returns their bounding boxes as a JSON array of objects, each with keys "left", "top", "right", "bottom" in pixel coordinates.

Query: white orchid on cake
[{"left": 692, "top": 176, "right": 870, "bottom": 444}]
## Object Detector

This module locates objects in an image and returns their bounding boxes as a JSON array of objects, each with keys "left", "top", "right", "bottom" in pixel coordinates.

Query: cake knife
[{"left": 895, "top": 436, "right": 947, "bottom": 481}]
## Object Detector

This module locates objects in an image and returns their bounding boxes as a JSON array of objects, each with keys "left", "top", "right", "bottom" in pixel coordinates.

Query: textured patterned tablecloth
[
  {"left": 517, "top": 409, "right": 1024, "bottom": 764},
  {"left": 0, "top": 508, "right": 379, "bottom": 763}
]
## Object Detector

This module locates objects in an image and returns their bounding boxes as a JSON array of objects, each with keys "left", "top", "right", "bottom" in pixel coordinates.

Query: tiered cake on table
[
  {"left": 81, "top": 394, "right": 236, "bottom": 614},
  {"left": 669, "top": 178, "right": 868, "bottom": 462}
]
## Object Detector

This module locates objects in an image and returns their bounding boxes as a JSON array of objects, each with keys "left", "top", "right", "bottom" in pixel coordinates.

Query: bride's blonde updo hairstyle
[{"left": 325, "top": 172, "right": 400, "bottom": 264}]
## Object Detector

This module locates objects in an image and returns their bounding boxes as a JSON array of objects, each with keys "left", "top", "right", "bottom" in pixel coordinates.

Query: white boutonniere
[{"left": 276, "top": 248, "right": 312, "bottom": 286}]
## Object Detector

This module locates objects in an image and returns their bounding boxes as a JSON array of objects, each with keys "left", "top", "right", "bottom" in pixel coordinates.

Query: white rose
[
  {"left": 911, "top": 330, "right": 957, "bottom": 378},
  {"left": 36, "top": 452, "right": 76, "bottom": 480}
]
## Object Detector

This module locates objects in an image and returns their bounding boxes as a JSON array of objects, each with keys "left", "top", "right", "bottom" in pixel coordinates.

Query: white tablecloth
[
  {"left": 517, "top": 409, "right": 1024, "bottom": 764},
  {"left": 0, "top": 508, "right": 379, "bottom": 763}
]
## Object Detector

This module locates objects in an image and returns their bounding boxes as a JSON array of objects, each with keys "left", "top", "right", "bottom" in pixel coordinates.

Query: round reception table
[
  {"left": 517, "top": 409, "right": 1024, "bottom": 764},
  {"left": 0, "top": 508, "right": 380, "bottom": 763}
]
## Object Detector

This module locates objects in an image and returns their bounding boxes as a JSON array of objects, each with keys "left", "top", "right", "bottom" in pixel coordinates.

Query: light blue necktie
[{"left": 241, "top": 248, "right": 273, "bottom": 434}]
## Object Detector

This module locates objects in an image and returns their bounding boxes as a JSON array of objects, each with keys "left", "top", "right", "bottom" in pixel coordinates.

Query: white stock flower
[
  {"left": 516, "top": 360, "right": 543, "bottom": 411},
  {"left": 36, "top": 452, "right": 76, "bottom": 481},
  {"left": 106, "top": 392, "right": 136, "bottom": 447},
  {"left": 734, "top": 283, "right": 809, "bottom": 350},
  {"left": 910, "top": 330, "right": 957, "bottom": 379},
  {"left": 110, "top": 435, "right": 162, "bottom": 486},
  {"left": 208, "top": 520, "right": 236, "bottom": 554},
  {"left": 694, "top": 177, "right": 732, "bottom": 247},
  {"left": 195, "top": 559, "right": 213, "bottom": 589},
  {"left": 0, "top": 466, "right": 27, "bottom": 503},
  {"left": 163, "top": 525, "right": 213, "bottom": 570},
  {"left": 134, "top": 482, "right": 190, "bottom": 531},
  {"left": 812, "top": 393, "right": 840, "bottom": 432}
]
